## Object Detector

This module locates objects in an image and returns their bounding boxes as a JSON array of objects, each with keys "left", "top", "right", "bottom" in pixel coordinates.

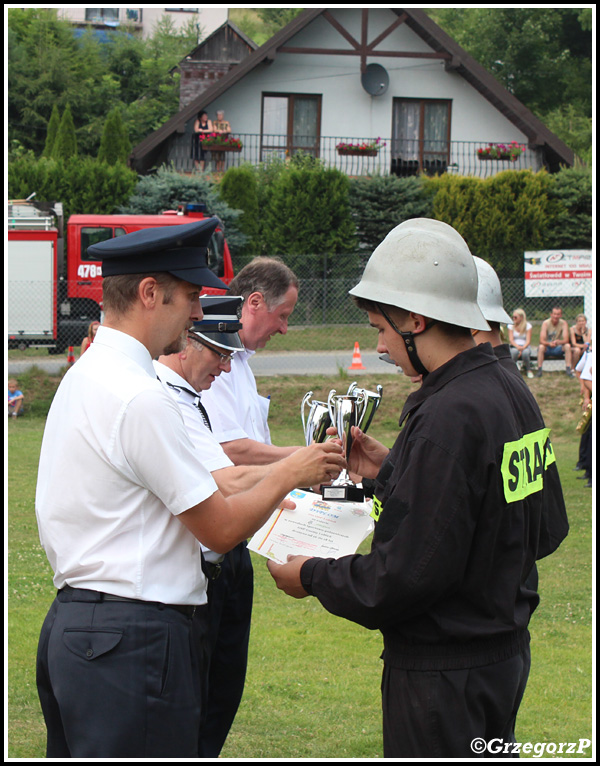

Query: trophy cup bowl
[
  {"left": 355, "top": 384, "right": 383, "bottom": 433},
  {"left": 301, "top": 392, "right": 332, "bottom": 446},
  {"left": 321, "top": 392, "right": 365, "bottom": 502}
]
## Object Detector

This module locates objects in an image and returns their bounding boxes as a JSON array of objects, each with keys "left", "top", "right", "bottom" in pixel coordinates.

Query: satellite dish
[{"left": 361, "top": 63, "right": 389, "bottom": 96}]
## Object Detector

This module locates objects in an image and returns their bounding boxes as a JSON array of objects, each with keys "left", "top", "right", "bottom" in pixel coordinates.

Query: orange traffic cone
[
  {"left": 348, "top": 342, "right": 366, "bottom": 370},
  {"left": 67, "top": 346, "right": 75, "bottom": 365}
]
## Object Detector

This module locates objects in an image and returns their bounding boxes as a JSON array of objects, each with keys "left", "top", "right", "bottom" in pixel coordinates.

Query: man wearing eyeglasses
[{"left": 154, "top": 294, "right": 285, "bottom": 757}]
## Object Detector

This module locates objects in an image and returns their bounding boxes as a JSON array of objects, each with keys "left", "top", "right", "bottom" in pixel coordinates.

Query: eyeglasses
[{"left": 188, "top": 335, "right": 235, "bottom": 364}]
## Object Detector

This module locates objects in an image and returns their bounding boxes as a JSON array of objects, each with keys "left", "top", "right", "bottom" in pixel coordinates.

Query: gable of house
[
  {"left": 175, "top": 20, "right": 257, "bottom": 109},
  {"left": 130, "top": 8, "right": 573, "bottom": 174}
]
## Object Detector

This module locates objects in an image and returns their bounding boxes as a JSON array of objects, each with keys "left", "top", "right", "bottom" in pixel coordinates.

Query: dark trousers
[
  {"left": 36, "top": 588, "right": 206, "bottom": 758},
  {"left": 580, "top": 424, "right": 592, "bottom": 477},
  {"left": 381, "top": 644, "right": 531, "bottom": 758},
  {"left": 196, "top": 542, "right": 254, "bottom": 758}
]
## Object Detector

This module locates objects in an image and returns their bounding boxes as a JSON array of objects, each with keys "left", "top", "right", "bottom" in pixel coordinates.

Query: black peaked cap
[{"left": 88, "top": 217, "right": 227, "bottom": 290}]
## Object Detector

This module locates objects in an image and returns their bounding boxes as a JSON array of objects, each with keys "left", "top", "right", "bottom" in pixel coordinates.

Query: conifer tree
[
  {"left": 98, "top": 108, "right": 131, "bottom": 165},
  {"left": 52, "top": 104, "right": 78, "bottom": 160},
  {"left": 43, "top": 104, "right": 61, "bottom": 157}
]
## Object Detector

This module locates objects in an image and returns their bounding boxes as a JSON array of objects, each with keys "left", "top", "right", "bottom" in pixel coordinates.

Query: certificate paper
[{"left": 248, "top": 489, "right": 375, "bottom": 564}]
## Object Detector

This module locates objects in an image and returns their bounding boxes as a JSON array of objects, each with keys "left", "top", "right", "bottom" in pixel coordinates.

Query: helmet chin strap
[{"left": 378, "top": 305, "right": 437, "bottom": 378}]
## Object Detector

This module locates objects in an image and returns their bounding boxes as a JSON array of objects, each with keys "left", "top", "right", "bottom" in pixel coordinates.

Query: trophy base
[{"left": 321, "top": 484, "right": 365, "bottom": 503}]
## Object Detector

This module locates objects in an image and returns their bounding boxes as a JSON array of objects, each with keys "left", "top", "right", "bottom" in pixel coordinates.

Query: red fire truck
[{"left": 8, "top": 201, "right": 234, "bottom": 352}]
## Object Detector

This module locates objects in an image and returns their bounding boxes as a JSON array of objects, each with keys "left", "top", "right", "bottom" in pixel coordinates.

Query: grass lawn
[{"left": 6, "top": 368, "right": 593, "bottom": 758}]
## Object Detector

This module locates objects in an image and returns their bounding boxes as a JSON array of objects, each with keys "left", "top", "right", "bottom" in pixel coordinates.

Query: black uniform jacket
[{"left": 301, "top": 344, "right": 568, "bottom": 669}]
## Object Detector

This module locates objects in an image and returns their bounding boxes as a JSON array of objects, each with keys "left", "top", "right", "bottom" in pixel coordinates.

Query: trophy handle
[
  {"left": 327, "top": 390, "right": 337, "bottom": 432},
  {"left": 347, "top": 381, "right": 358, "bottom": 396},
  {"left": 301, "top": 391, "right": 313, "bottom": 434}
]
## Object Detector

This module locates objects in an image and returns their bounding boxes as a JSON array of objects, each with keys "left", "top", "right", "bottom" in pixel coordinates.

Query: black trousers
[
  {"left": 36, "top": 588, "right": 206, "bottom": 758},
  {"left": 381, "top": 643, "right": 531, "bottom": 758},
  {"left": 196, "top": 541, "right": 254, "bottom": 758}
]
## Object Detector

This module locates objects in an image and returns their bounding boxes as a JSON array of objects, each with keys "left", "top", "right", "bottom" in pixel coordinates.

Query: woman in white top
[{"left": 508, "top": 308, "right": 533, "bottom": 377}]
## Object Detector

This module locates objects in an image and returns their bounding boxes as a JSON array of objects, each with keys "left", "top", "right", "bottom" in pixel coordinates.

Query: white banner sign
[{"left": 524, "top": 250, "right": 592, "bottom": 297}]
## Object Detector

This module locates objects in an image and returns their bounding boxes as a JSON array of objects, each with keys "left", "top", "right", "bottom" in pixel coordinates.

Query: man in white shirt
[
  {"left": 35, "top": 222, "right": 345, "bottom": 758},
  {"left": 198, "top": 257, "right": 302, "bottom": 756}
]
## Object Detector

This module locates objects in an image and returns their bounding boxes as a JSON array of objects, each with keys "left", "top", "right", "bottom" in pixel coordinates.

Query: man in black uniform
[{"left": 268, "top": 219, "right": 568, "bottom": 758}]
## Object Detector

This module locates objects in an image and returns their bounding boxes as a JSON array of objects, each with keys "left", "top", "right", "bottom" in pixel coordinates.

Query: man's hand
[
  {"left": 267, "top": 555, "right": 311, "bottom": 598},
  {"left": 346, "top": 426, "right": 389, "bottom": 479},
  {"left": 282, "top": 441, "right": 346, "bottom": 489}
]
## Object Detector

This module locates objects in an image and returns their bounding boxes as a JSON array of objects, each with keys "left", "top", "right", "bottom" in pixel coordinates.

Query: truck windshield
[
  {"left": 208, "top": 231, "right": 225, "bottom": 277},
  {"left": 81, "top": 227, "right": 126, "bottom": 261}
]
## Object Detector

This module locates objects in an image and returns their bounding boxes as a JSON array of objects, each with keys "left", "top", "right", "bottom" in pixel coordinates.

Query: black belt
[{"left": 58, "top": 585, "right": 199, "bottom": 619}]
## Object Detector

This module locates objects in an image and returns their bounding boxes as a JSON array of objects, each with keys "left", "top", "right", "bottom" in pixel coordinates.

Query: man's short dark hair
[
  {"left": 227, "top": 257, "right": 299, "bottom": 310},
  {"left": 103, "top": 273, "right": 182, "bottom": 316}
]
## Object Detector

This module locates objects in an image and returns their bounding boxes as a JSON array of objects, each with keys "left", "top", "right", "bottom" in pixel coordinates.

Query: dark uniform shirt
[{"left": 301, "top": 344, "right": 568, "bottom": 670}]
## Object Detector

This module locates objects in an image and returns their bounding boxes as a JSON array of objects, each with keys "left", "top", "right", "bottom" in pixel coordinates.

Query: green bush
[
  {"left": 348, "top": 175, "right": 434, "bottom": 257},
  {"left": 218, "top": 165, "right": 260, "bottom": 255},
  {"left": 423, "top": 170, "right": 561, "bottom": 276},
  {"left": 8, "top": 155, "right": 138, "bottom": 220},
  {"left": 260, "top": 155, "right": 357, "bottom": 273},
  {"left": 544, "top": 166, "right": 592, "bottom": 249}
]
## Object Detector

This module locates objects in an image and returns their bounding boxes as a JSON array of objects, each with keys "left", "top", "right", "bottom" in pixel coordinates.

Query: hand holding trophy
[{"left": 319, "top": 384, "right": 383, "bottom": 502}]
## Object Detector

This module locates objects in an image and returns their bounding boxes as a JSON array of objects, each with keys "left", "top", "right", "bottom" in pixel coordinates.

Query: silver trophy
[
  {"left": 354, "top": 384, "right": 383, "bottom": 433},
  {"left": 321, "top": 385, "right": 383, "bottom": 502},
  {"left": 301, "top": 391, "right": 332, "bottom": 446}
]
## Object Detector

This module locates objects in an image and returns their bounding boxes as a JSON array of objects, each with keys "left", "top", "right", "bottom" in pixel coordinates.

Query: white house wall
[
  {"left": 175, "top": 9, "right": 540, "bottom": 174},
  {"left": 198, "top": 9, "right": 529, "bottom": 144}
]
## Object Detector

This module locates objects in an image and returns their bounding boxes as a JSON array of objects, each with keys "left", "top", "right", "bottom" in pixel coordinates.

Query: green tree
[
  {"left": 428, "top": 8, "right": 591, "bottom": 116},
  {"left": 229, "top": 8, "right": 303, "bottom": 45},
  {"left": 43, "top": 104, "right": 61, "bottom": 157},
  {"left": 7, "top": 8, "right": 200, "bottom": 157},
  {"left": 428, "top": 8, "right": 592, "bottom": 161},
  {"left": 97, "top": 108, "right": 131, "bottom": 165},
  {"left": 52, "top": 104, "right": 78, "bottom": 160}
]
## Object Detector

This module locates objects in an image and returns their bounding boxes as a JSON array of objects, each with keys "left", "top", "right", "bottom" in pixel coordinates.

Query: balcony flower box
[
  {"left": 199, "top": 134, "right": 243, "bottom": 152},
  {"left": 477, "top": 142, "right": 526, "bottom": 161},
  {"left": 336, "top": 138, "right": 384, "bottom": 157}
]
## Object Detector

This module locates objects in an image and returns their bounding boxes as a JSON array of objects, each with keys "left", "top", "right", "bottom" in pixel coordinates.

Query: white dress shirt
[
  {"left": 200, "top": 350, "right": 272, "bottom": 445},
  {"left": 35, "top": 326, "right": 219, "bottom": 605}
]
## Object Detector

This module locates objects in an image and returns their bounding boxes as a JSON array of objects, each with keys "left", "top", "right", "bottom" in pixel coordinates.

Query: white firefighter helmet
[
  {"left": 349, "top": 218, "right": 489, "bottom": 331},
  {"left": 473, "top": 256, "right": 512, "bottom": 325}
]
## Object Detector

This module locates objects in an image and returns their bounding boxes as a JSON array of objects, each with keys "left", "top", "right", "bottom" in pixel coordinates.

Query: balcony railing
[{"left": 169, "top": 134, "right": 544, "bottom": 178}]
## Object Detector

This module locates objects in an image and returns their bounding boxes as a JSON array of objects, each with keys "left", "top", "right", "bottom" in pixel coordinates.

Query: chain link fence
[{"left": 7, "top": 267, "right": 593, "bottom": 373}]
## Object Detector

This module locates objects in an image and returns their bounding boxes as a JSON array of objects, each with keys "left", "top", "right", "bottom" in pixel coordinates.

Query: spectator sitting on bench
[
  {"left": 536, "top": 306, "right": 573, "bottom": 377},
  {"left": 570, "top": 313, "right": 592, "bottom": 370}
]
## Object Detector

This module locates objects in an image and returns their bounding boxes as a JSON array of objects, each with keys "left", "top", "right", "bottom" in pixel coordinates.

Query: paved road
[{"left": 8, "top": 349, "right": 398, "bottom": 377}]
